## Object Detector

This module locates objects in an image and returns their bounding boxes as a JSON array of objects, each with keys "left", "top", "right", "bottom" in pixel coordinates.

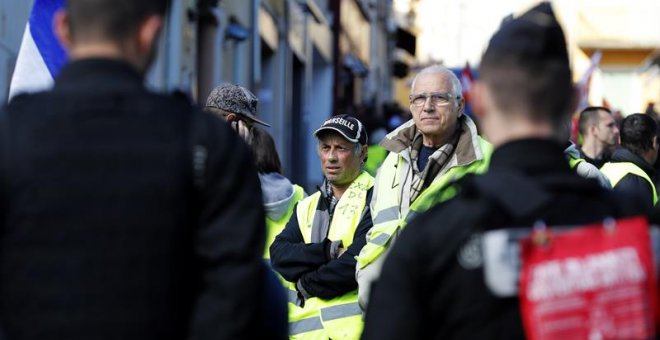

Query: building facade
[{"left": 0, "top": 0, "right": 398, "bottom": 191}]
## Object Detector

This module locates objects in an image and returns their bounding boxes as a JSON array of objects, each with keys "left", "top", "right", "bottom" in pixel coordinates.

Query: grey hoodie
[
  {"left": 564, "top": 143, "right": 612, "bottom": 189},
  {"left": 259, "top": 172, "right": 304, "bottom": 221}
]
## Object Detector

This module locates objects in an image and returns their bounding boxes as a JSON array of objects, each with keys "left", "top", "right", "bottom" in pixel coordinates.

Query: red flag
[
  {"left": 460, "top": 62, "right": 474, "bottom": 102},
  {"left": 570, "top": 114, "right": 580, "bottom": 144}
]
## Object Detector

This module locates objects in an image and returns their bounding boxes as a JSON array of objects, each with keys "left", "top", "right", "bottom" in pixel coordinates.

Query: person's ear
[
  {"left": 457, "top": 96, "right": 465, "bottom": 118},
  {"left": 225, "top": 113, "right": 237, "bottom": 122},
  {"left": 361, "top": 144, "right": 368, "bottom": 162},
  {"left": 137, "top": 15, "right": 163, "bottom": 56},
  {"left": 53, "top": 9, "right": 72, "bottom": 51}
]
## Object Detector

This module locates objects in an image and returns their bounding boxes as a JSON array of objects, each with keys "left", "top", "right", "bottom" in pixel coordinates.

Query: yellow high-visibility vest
[
  {"left": 287, "top": 172, "right": 373, "bottom": 340},
  {"left": 264, "top": 184, "right": 306, "bottom": 259},
  {"left": 601, "top": 162, "right": 658, "bottom": 205},
  {"left": 357, "top": 137, "right": 492, "bottom": 270},
  {"left": 364, "top": 145, "right": 388, "bottom": 176}
]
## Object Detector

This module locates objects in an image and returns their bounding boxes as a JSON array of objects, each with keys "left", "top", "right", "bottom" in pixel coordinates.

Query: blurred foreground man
[
  {"left": 0, "top": 1, "right": 269, "bottom": 339},
  {"left": 363, "top": 3, "right": 647, "bottom": 339},
  {"left": 270, "top": 115, "right": 373, "bottom": 339}
]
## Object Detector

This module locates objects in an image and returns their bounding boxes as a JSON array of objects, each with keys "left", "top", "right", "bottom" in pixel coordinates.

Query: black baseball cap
[{"left": 313, "top": 114, "right": 368, "bottom": 145}]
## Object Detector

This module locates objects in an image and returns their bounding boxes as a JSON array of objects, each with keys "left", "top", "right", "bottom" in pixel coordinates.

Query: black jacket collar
[
  {"left": 476, "top": 138, "right": 600, "bottom": 220},
  {"left": 53, "top": 58, "right": 145, "bottom": 93},
  {"left": 489, "top": 138, "right": 572, "bottom": 176},
  {"left": 575, "top": 146, "right": 611, "bottom": 168},
  {"left": 610, "top": 147, "right": 655, "bottom": 176}
]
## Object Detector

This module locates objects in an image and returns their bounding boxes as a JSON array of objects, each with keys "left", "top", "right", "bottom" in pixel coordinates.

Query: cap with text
[{"left": 314, "top": 114, "right": 368, "bottom": 145}]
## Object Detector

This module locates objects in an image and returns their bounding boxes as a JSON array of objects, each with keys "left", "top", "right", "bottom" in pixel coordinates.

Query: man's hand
[
  {"left": 230, "top": 119, "right": 253, "bottom": 144},
  {"left": 328, "top": 240, "right": 344, "bottom": 259}
]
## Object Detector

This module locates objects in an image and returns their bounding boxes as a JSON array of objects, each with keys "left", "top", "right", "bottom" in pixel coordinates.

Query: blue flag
[{"left": 8, "top": 0, "right": 67, "bottom": 101}]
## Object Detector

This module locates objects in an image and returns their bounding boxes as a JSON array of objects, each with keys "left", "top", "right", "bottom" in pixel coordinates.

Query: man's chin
[
  {"left": 418, "top": 123, "right": 444, "bottom": 133},
  {"left": 326, "top": 178, "right": 349, "bottom": 186}
]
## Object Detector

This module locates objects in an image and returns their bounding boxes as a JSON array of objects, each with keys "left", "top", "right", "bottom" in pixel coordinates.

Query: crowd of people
[{"left": 1, "top": 0, "right": 659, "bottom": 339}]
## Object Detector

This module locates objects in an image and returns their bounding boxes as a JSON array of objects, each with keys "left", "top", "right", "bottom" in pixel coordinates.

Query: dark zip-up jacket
[
  {"left": 0, "top": 59, "right": 268, "bottom": 340},
  {"left": 605, "top": 147, "right": 656, "bottom": 214},
  {"left": 363, "top": 139, "right": 646, "bottom": 340}
]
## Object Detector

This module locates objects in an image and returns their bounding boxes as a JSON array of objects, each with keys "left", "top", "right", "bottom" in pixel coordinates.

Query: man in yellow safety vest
[
  {"left": 270, "top": 114, "right": 374, "bottom": 339},
  {"left": 355, "top": 65, "right": 491, "bottom": 310},
  {"left": 601, "top": 113, "right": 659, "bottom": 212}
]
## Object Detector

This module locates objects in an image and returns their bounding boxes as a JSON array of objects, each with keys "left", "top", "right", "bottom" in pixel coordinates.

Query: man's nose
[
  {"left": 423, "top": 97, "right": 434, "bottom": 111},
  {"left": 328, "top": 150, "right": 338, "bottom": 161}
]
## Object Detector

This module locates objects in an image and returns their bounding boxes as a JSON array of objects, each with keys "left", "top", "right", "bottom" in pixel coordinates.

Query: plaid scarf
[{"left": 409, "top": 126, "right": 462, "bottom": 203}]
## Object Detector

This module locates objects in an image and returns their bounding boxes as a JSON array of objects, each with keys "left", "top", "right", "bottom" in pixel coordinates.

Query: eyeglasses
[{"left": 409, "top": 92, "right": 460, "bottom": 107}]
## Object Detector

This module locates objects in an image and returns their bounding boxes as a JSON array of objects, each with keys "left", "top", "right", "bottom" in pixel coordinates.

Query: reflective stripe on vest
[
  {"left": 264, "top": 184, "right": 306, "bottom": 259},
  {"left": 320, "top": 302, "right": 362, "bottom": 321},
  {"left": 290, "top": 316, "right": 324, "bottom": 335},
  {"left": 601, "top": 161, "right": 658, "bottom": 205},
  {"left": 288, "top": 172, "right": 373, "bottom": 339},
  {"left": 289, "top": 302, "right": 363, "bottom": 338},
  {"left": 358, "top": 137, "right": 492, "bottom": 269},
  {"left": 372, "top": 205, "right": 400, "bottom": 225},
  {"left": 370, "top": 153, "right": 405, "bottom": 225},
  {"left": 287, "top": 288, "right": 299, "bottom": 305},
  {"left": 369, "top": 232, "right": 392, "bottom": 246}
]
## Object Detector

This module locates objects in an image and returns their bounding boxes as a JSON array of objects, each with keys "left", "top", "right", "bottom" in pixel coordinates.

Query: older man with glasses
[{"left": 355, "top": 65, "right": 492, "bottom": 311}]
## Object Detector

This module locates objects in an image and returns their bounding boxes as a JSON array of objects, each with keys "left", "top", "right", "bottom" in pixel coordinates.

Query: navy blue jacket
[{"left": 606, "top": 147, "right": 656, "bottom": 214}]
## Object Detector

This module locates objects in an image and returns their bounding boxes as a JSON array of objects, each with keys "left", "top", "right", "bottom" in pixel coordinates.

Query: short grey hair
[{"left": 410, "top": 65, "right": 462, "bottom": 98}]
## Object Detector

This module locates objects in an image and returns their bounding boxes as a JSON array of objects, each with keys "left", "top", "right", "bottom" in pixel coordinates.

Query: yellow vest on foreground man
[{"left": 270, "top": 115, "right": 374, "bottom": 339}]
